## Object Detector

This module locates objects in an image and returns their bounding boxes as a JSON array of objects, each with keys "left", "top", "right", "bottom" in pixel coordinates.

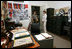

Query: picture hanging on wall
[
  {"left": 23, "top": 4, "right": 28, "bottom": 20},
  {"left": 18, "top": 4, "right": 21, "bottom": 9},
  {"left": 24, "top": 4, "right": 28, "bottom": 9},
  {"left": 8, "top": 3, "right": 12, "bottom": 9},
  {"left": 9, "top": 9, "right": 13, "bottom": 18},
  {"left": 14, "top": 4, "right": 18, "bottom": 9},
  {"left": 24, "top": 9, "right": 28, "bottom": 19},
  {"left": 59, "top": 9, "right": 65, "bottom": 16}
]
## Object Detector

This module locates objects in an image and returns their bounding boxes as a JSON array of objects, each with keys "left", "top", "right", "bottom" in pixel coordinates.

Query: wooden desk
[
  {"left": 14, "top": 27, "right": 40, "bottom": 48},
  {"left": 1, "top": 27, "right": 40, "bottom": 48},
  {"left": 2, "top": 34, "right": 40, "bottom": 48}
]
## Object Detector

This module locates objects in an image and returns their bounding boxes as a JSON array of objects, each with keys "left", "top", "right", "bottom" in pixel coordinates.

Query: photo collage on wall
[
  {"left": 8, "top": 2, "right": 29, "bottom": 22},
  {"left": 13, "top": 3, "right": 28, "bottom": 20}
]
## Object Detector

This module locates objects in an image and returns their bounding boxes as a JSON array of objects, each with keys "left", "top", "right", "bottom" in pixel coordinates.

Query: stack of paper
[
  {"left": 35, "top": 33, "right": 52, "bottom": 41},
  {"left": 14, "top": 37, "right": 33, "bottom": 47},
  {"left": 41, "top": 33, "right": 52, "bottom": 38},
  {"left": 35, "top": 34, "right": 45, "bottom": 41}
]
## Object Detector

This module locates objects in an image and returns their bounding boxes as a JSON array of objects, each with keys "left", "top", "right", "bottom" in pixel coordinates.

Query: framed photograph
[
  {"left": 24, "top": 4, "right": 28, "bottom": 9},
  {"left": 8, "top": 3, "right": 12, "bottom": 9},
  {"left": 14, "top": 4, "right": 18, "bottom": 9}
]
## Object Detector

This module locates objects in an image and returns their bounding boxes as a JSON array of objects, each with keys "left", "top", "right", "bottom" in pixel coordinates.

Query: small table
[{"left": 32, "top": 33, "right": 53, "bottom": 48}]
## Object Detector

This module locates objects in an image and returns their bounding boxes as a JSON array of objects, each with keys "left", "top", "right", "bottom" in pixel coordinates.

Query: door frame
[{"left": 31, "top": 6, "right": 40, "bottom": 24}]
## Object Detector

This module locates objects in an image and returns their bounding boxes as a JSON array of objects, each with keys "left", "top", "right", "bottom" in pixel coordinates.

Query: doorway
[
  {"left": 31, "top": 6, "right": 40, "bottom": 24},
  {"left": 31, "top": 6, "right": 40, "bottom": 34}
]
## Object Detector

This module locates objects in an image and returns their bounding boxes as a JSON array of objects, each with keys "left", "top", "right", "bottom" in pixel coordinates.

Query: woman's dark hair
[{"left": 43, "top": 10, "right": 46, "bottom": 13}]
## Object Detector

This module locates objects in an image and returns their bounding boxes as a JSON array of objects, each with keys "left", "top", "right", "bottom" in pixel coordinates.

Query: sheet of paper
[
  {"left": 14, "top": 37, "right": 33, "bottom": 47},
  {"left": 24, "top": 37, "right": 33, "bottom": 44},
  {"left": 35, "top": 34, "right": 46, "bottom": 41},
  {"left": 18, "top": 29, "right": 27, "bottom": 32},
  {"left": 41, "top": 33, "right": 52, "bottom": 38},
  {"left": 15, "top": 32, "right": 30, "bottom": 38}
]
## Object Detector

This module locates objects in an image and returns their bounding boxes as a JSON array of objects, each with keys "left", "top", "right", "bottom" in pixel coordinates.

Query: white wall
[
  {"left": 28, "top": 1, "right": 48, "bottom": 17},
  {"left": 46, "top": 1, "right": 71, "bottom": 9}
]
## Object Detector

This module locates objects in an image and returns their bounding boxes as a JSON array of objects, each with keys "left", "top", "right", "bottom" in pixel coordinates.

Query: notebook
[
  {"left": 41, "top": 33, "right": 52, "bottom": 38},
  {"left": 35, "top": 34, "right": 45, "bottom": 41},
  {"left": 35, "top": 33, "right": 52, "bottom": 41}
]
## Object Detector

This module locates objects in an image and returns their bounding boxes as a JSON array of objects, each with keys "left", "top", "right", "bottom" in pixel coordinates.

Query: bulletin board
[{"left": 7, "top": 2, "right": 29, "bottom": 22}]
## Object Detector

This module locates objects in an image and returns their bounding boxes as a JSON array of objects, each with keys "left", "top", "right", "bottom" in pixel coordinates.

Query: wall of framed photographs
[
  {"left": 7, "top": 1, "right": 30, "bottom": 29},
  {"left": 7, "top": 1, "right": 29, "bottom": 22}
]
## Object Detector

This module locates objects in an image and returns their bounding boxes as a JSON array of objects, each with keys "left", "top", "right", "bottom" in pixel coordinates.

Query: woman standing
[{"left": 42, "top": 10, "right": 47, "bottom": 33}]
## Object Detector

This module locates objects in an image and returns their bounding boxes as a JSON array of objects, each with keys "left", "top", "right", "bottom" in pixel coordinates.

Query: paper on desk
[
  {"left": 15, "top": 32, "right": 30, "bottom": 37},
  {"left": 11, "top": 29, "right": 27, "bottom": 34},
  {"left": 11, "top": 29, "right": 30, "bottom": 40},
  {"left": 41, "top": 33, "right": 52, "bottom": 38},
  {"left": 35, "top": 34, "right": 46, "bottom": 41},
  {"left": 14, "top": 37, "right": 33, "bottom": 47}
]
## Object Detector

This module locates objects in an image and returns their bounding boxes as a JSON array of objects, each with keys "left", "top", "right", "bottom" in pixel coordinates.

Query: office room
[{"left": 1, "top": 1, "right": 71, "bottom": 48}]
